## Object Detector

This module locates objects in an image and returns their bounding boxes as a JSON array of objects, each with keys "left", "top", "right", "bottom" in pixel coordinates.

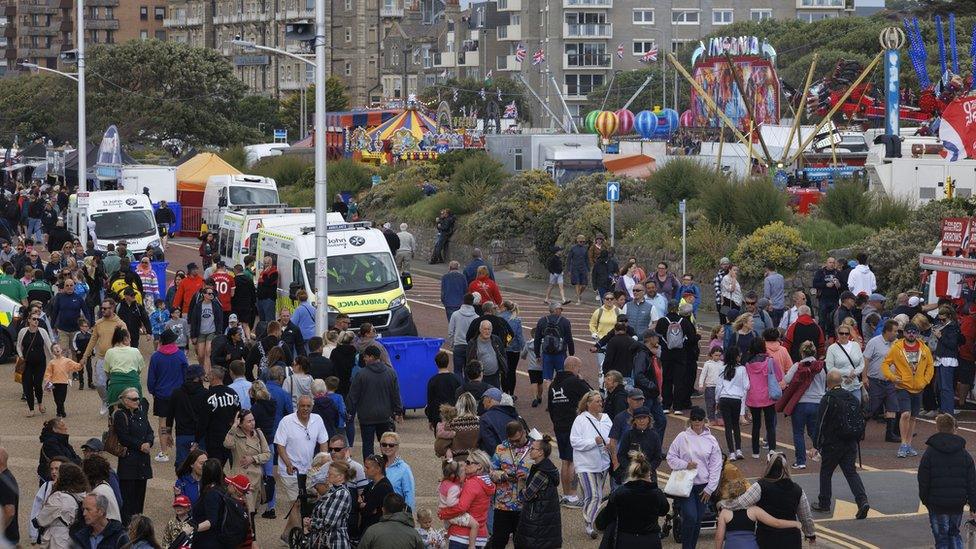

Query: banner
[
  {"left": 95, "top": 125, "right": 123, "bottom": 181},
  {"left": 940, "top": 217, "right": 971, "bottom": 251},
  {"left": 939, "top": 95, "right": 976, "bottom": 161}
]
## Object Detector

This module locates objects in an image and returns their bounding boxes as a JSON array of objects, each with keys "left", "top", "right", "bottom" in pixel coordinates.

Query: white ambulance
[
  {"left": 216, "top": 206, "right": 315, "bottom": 267},
  {"left": 68, "top": 191, "right": 162, "bottom": 254}
]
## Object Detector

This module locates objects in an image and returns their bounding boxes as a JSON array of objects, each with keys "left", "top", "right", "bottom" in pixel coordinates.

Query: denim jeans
[
  {"left": 27, "top": 217, "right": 42, "bottom": 243},
  {"left": 678, "top": 484, "right": 707, "bottom": 549},
  {"left": 929, "top": 512, "right": 963, "bottom": 549},
  {"left": 791, "top": 402, "right": 820, "bottom": 466},
  {"left": 174, "top": 434, "right": 196, "bottom": 471},
  {"left": 359, "top": 421, "right": 394, "bottom": 460},
  {"left": 262, "top": 451, "right": 276, "bottom": 510},
  {"left": 938, "top": 366, "right": 957, "bottom": 414},
  {"left": 648, "top": 397, "right": 667, "bottom": 442},
  {"left": 257, "top": 299, "right": 276, "bottom": 322}
]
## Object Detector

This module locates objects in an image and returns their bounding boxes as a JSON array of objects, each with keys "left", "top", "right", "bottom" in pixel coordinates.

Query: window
[
  {"left": 155, "top": 30, "right": 166, "bottom": 40},
  {"left": 292, "top": 259, "right": 304, "bottom": 291},
  {"left": 671, "top": 10, "right": 699, "bottom": 24},
  {"left": 564, "top": 73, "right": 604, "bottom": 96},
  {"left": 345, "top": 28, "right": 351, "bottom": 42},
  {"left": 800, "top": 0, "right": 842, "bottom": 6},
  {"left": 106, "top": 30, "right": 114, "bottom": 44},
  {"left": 712, "top": 9, "right": 732, "bottom": 25},
  {"left": 671, "top": 39, "right": 691, "bottom": 53},
  {"left": 139, "top": 6, "right": 148, "bottom": 20},
  {"left": 140, "top": 30, "right": 148, "bottom": 40},
  {"left": 797, "top": 11, "right": 837, "bottom": 22},
  {"left": 345, "top": 62, "right": 351, "bottom": 75},
  {"left": 632, "top": 40, "right": 656, "bottom": 55},
  {"left": 751, "top": 9, "right": 772, "bottom": 21},
  {"left": 154, "top": 7, "right": 166, "bottom": 20},
  {"left": 513, "top": 148, "right": 523, "bottom": 171},
  {"left": 345, "top": 0, "right": 352, "bottom": 9},
  {"left": 88, "top": 7, "right": 99, "bottom": 18},
  {"left": 632, "top": 9, "right": 654, "bottom": 24},
  {"left": 105, "top": 6, "right": 114, "bottom": 18},
  {"left": 89, "top": 30, "right": 99, "bottom": 43}
]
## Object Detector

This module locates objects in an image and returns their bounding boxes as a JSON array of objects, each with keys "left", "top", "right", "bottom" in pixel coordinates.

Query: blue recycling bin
[
  {"left": 130, "top": 261, "right": 168, "bottom": 298},
  {"left": 151, "top": 202, "right": 182, "bottom": 235},
  {"left": 379, "top": 336, "right": 445, "bottom": 410}
]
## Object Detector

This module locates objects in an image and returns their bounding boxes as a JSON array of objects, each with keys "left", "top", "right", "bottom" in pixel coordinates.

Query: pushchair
[
  {"left": 660, "top": 493, "right": 718, "bottom": 543},
  {"left": 286, "top": 474, "right": 317, "bottom": 548}
]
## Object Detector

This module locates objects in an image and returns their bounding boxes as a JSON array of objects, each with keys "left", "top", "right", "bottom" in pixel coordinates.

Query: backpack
[
  {"left": 257, "top": 341, "right": 270, "bottom": 379},
  {"left": 665, "top": 318, "right": 685, "bottom": 350},
  {"left": 216, "top": 492, "right": 250, "bottom": 547},
  {"left": 65, "top": 493, "right": 84, "bottom": 532},
  {"left": 541, "top": 317, "right": 565, "bottom": 355},
  {"left": 833, "top": 391, "right": 866, "bottom": 441}
]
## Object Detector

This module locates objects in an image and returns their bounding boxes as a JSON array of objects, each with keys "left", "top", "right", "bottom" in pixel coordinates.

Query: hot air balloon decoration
[
  {"left": 615, "top": 108, "right": 634, "bottom": 135},
  {"left": 679, "top": 109, "right": 694, "bottom": 128},
  {"left": 584, "top": 110, "right": 601, "bottom": 134},
  {"left": 594, "top": 111, "right": 618, "bottom": 145},
  {"left": 634, "top": 110, "right": 657, "bottom": 139}
]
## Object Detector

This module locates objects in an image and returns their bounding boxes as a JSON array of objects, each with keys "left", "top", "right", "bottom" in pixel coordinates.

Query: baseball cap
[
  {"left": 626, "top": 388, "right": 645, "bottom": 400},
  {"left": 81, "top": 438, "right": 104, "bottom": 452},
  {"left": 720, "top": 257, "right": 731, "bottom": 265},
  {"left": 225, "top": 474, "right": 252, "bottom": 493},
  {"left": 228, "top": 313, "right": 239, "bottom": 323},
  {"left": 632, "top": 406, "right": 651, "bottom": 418},
  {"left": 869, "top": 293, "right": 887, "bottom": 302},
  {"left": 908, "top": 296, "right": 922, "bottom": 307},
  {"left": 757, "top": 297, "right": 770, "bottom": 309},
  {"left": 483, "top": 388, "right": 503, "bottom": 402},
  {"left": 548, "top": 302, "right": 562, "bottom": 313},
  {"left": 173, "top": 495, "right": 191, "bottom": 508},
  {"left": 840, "top": 291, "right": 856, "bottom": 301},
  {"left": 186, "top": 364, "right": 205, "bottom": 380}
]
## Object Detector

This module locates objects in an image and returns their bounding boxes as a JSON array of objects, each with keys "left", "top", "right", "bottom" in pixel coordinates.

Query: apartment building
[
  {"left": 123, "top": 2, "right": 169, "bottom": 42},
  {"left": 380, "top": 0, "right": 457, "bottom": 99}
]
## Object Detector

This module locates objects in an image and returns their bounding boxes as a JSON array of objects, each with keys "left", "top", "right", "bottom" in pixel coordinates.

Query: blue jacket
[
  {"left": 441, "top": 271, "right": 468, "bottom": 308},
  {"left": 328, "top": 392, "right": 347, "bottom": 428},
  {"left": 174, "top": 473, "right": 201, "bottom": 505},
  {"left": 500, "top": 310, "right": 525, "bottom": 352},
  {"left": 463, "top": 258, "right": 494, "bottom": 284},
  {"left": 50, "top": 291, "right": 85, "bottom": 331},
  {"left": 479, "top": 404, "right": 520, "bottom": 454},
  {"left": 291, "top": 301, "right": 317, "bottom": 342},
  {"left": 677, "top": 283, "right": 701, "bottom": 314},
  {"left": 385, "top": 456, "right": 416, "bottom": 510},
  {"left": 267, "top": 381, "right": 294, "bottom": 432},
  {"left": 147, "top": 345, "right": 189, "bottom": 399}
]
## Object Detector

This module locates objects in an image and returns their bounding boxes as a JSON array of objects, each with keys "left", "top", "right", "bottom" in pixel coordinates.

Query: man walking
[
  {"left": 533, "top": 302, "right": 575, "bottom": 388},
  {"left": 566, "top": 235, "right": 590, "bottom": 305},
  {"left": 864, "top": 319, "right": 901, "bottom": 442},
  {"left": 447, "top": 293, "right": 479, "bottom": 373},
  {"left": 204, "top": 365, "right": 240, "bottom": 465},
  {"left": 395, "top": 222, "right": 416, "bottom": 272},
  {"left": 783, "top": 305, "right": 825, "bottom": 362},
  {"left": 813, "top": 257, "right": 844, "bottom": 335},
  {"left": 918, "top": 414, "right": 976, "bottom": 549},
  {"left": 882, "top": 322, "right": 935, "bottom": 458},
  {"left": 117, "top": 288, "right": 151, "bottom": 349},
  {"left": 274, "top": 395, "right": 329, "bottom": 542},
  {"left": 547, "top": 356, "right": 591, "bottom": 508},
  {"left": 348, "top": 345, "right": 403, "bottom": 459},
  {"left": 81, "top": 298, "right": 127, "bottom": 415},
  {"left": 847, "top": 253, "right": 877, "bottom": 298},
  {"left": 713, "top": 257, "right": 731, "bottom": 324},
  {"left": 623, "top": 284, "right": 654, "bottom": 336},
  {"left": 440, "top": 261, "right": 467, "bottom": 322},
  {"left": 811, "top": 371, "right": 870, "bottom": 519},
  {"left": 763, "top": 263, "right": 786, "bottom": 328}
]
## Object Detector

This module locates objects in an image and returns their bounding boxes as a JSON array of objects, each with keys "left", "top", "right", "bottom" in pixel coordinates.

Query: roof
[
  {"left": 64, "top": 144, "right": 138, "bottom": 171},
  {"left": 175, "top": 152, "right": 242, "bottom": 192},
  {"left": 17, "top": 141, "right": 46, "bottom": 160},
  {"left": 540, "top": 144, "right": 604, "bottom": 161},
  {"left": 603, "top": 154, "right": 656, "bottom": 179}
]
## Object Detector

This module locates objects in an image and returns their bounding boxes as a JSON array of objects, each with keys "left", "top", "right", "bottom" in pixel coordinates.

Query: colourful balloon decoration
[
  {"left": 584, "top": 110, "right": 601, "bottom": 134},
  {"left": 595, "top": 111, "right": 618, "bottom": 141},
  {"left": 653, "top": 108, "right": 680, "bottom": 138},
  {"left": 634, "top": 110, "right": 657, "bottom": 139},
  {"left": 679, "top": 109, "right": 694, "bottom": 128},
  {"left": 615, "top": 108, "right": 634, "bottom": 135}
]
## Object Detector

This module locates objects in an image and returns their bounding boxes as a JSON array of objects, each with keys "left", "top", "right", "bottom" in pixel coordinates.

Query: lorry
[
  {"left": 202, "top": 174, "right": 279, "bottom": 228},
  {"left": 256, "top": 214, "right": 417, "bottom": 335},
  {"left": 68, "top": 191, "right": 162, "bottom": 254},
  {"left": 119, "top": 165, "right": 178, "bottom": 203},
  {"left": 216, "top": 206, "right": 315, "bottom": 267}
]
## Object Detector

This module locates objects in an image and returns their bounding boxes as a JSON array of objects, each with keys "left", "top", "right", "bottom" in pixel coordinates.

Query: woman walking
[
  {"left": 514, "top": 435, "right": 561, "bottom": 549},
  {"left": 721, "top": 265, "right": 743, "bottom": 313},
  {"left": 724, "top": 314, "right": 759, "bottom": 363},
  {"left": 306, "top": 461, "right": 356, "bottom": 549},
  {"left": 933, "top": 305, "right": 963, "bottom": 415},
  {"left": 222, "top": 410, "right": 271, "bottom": 530},
  {"left": 745, "top": 338, "right": 783, "bottom": 461},
  {"left": 594, "top": 451, "right": 670, "bottom": 548},
  {"left": 113, "top": 387, "right": 155, "bottom": 525},
  {"left": 569, "top": 390, "right": 612, "bottom": 539},
  {"left": 104, "top": 328, "right": 144, "bottom": 409},
  {"left": 499, "top": 300, "right": 523, "bottom": 397},
  {"left": 716, "top": 346, "right": 749, "bottom": 460},
  {"left": 18, "top": 309, "right": 54, "bottom": 416},
  {"left": 666, "top": 406, "right": 723, "bottom": 549},
  {"left": 778, "top": 341, "right": 826, "bottom": 470},
  {"left": 34, "top": 462, "right": 89, "bottom": 549},
  {"left": 437, "top": 449, "right": 495, "bottom": 549},
  {"left": 825, "top": 324, "right": 865, "bottom": 402},
  {"left": 714, "top": 475, "right": 802, "bottom": 549}
]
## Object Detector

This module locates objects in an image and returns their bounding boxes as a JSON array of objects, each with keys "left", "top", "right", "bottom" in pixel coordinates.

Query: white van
[
  {"left": 256, "top": 214, "right": 417, "bottom": 335},
  {"left": 119, "top": 165, "right": 178, "bottom": 203},
  {"left": 216, "top": 206, "right": 314, "bottom": 267},
  {"left": 202, "top": 174, "right": 280, "bottom": 227},
  {"left": 68, "top": 191, "right": 162, "bottom": 253}
]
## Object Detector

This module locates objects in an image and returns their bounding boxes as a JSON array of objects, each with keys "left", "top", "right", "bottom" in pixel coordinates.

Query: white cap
[
  {"left": 228, "top": 313, "right": 239, "bottom": 323},
  {"left": 908, "top": 296, "right": 922, "bottom": 307}
]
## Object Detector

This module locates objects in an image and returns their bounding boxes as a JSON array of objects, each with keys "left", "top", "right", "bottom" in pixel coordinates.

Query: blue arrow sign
[{"left": 606, "top": 181, "right": 620, "bottom": 202}]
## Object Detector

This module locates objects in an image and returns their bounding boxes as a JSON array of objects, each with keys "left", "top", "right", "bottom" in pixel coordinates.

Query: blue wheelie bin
[{"left": 379, "top": 336, "right": 446, "bottom": 410}]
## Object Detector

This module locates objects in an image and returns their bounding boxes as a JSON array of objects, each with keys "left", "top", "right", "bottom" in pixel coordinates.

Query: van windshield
[
  {"left": 91, "top": 210, "right": 157, "bottom": 240},
  {"left": 304, "top": 252, "right": 399, "bottom": 295},
  {"left": 229, "top": 186, "right": 279, "bottom": 205}
]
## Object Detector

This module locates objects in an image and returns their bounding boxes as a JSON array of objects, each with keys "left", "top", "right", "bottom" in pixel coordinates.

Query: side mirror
[
  {"left": 400, "top": 271, "right": 412, "bottom": 291},
  {"left": 218, "top": 196, "right": 228, "bottom": 208}
]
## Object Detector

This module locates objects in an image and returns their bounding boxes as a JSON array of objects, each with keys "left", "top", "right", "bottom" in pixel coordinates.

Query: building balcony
[
  {"left": 21, "top": 4, "right": 57, "bottom": 15},
  {"left": 86, "top": 18, "right": 119, "bottom": 30},
  {"left": 380, "top": 6, "right": 403, "bottom": 17},
  {"left": 433, "top": 52, "right": 455, "bottom": 67},
  {"left": 564, "top": 0, "right": 612, "bottom": 6},
  {"left": 797, "top": 0, "right": 844, "bottom": 7},
  {"left": 564, "top": 52, "right": 611, "bottom": 68},
  {"left": 457, "top": 49, "right": 478, "bottom": 66},
  {"left": 497, "top": 0, "right": 520, "bottom": 11},
  {"left": 496, "top": 54, "right": 518, "bottom": 71},
  {"left": 3, "top": 6, "right": 15, "bottom": 18},
  {"left": 28, "top": 26, "right": 58, "bottom": 35},
  {"left": 86, "top": 0, "right": 120, "bottom": 6},
  {"left": 496, "top": 24, "right": 520, "bottom": 41},
  {"left": 563, "top": 23, "right": 611, "bottom": 39},
  {"left": 163, "top": 15, "right": 203, "bottom": 27},
  {"left": 20, "top": 46, "right": 59, "bottom": 57}
]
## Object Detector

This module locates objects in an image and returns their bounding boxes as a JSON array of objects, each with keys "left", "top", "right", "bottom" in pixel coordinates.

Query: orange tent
[{"left": 176, "top": 152, "right": 241, "bottom": 193}]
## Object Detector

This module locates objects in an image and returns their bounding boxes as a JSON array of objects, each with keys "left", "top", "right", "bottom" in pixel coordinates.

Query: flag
[
  {"left": 939, "top": 95, "right": 976, "bottom": 161},
  {"left": 485, "top": 70, "right": 493, "bottom": 82},
  {"left": 497, "top": 88, "right": 502, "bottom": 101},
  {"left": 504, "top": 101, "right": 518, "bottom": 119},
  {"left": 480, "top": 87, "right": 486, "bottom": 100},
  {"left": 532, "top": 49, "right": 545, "bottom": 65},
  {"left": 640, "top": 45, "right": 659, "bottom": 63},
  {"left": 616, "top": 43, "right": 624, "bottom": 59},
  {"left": 515, "top": 43, "right": 527, "bottom": 63},
  {"left": 452, "top": 88, "right": 458, "bottom": 102}
]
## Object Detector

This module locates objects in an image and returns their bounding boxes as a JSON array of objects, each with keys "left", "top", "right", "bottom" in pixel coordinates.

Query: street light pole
[
  {"left": 77, "top": 0, "right": 87, "bottom": 248},
  {"left": 313, "top": 0, "right": 329, "bottom": 333}
]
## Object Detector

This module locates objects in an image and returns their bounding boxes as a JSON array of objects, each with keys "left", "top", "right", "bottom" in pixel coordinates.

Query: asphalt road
[{"left": 6, "top": 237, "right": 973, "bottom": 549}]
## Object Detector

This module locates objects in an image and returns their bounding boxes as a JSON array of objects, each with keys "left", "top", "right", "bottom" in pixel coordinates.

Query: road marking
[
  {"left": 816, "top": 523, "right": 881, "bottom": 549},
  {"left": 916, "top": 415, "right": 976, "bottom": 433}
]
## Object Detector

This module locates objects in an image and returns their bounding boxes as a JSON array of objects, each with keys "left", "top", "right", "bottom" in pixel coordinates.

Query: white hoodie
[
  {"left": 847, "top": 264, "right": 877, "bottom": 297},
  {"left": 570, "top": 411, "right": 612, "bottom": 473}
]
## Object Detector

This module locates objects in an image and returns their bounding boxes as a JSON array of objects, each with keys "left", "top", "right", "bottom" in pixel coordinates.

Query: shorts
[
  {"left": 528, "top": 370, "right": 543, "bottom": 384},
  {"left": 541, "top": 353, "right": 565, "bottom": 381},
  {"left": 198, "top": 333, "right": 218, "bottom": 343},
  {"left": 555, "top": 431, "right": 573, "bottom": 461},
  {"left": 277, "top": 474, "right": 301, "bottom": 501},
  {"left": 866, "top": 377, "right": 898, "bottom": 415},
  {"left": 957, "top": 359, "right": 976, "bottom": 386},
  {"left": 570, "top": 267, "right": 588, "bottom": 286},
  {"left": 152, "top": 396, "right": 172, "bottom": 418},
  {"left": 548, "top": 273, "right": 564, "bottom": 285},
  {"left": 895, "top": 389, "right": 922, "bottom": 417}
]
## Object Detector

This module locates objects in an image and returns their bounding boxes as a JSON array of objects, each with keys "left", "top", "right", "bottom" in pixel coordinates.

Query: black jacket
[
  {"left": 604, "top": 385, "right": 628, "bottom": 420},
  {"left": 113, "top": 407, "right": 155, "bottom": 480},
  {"left": 654, "top": 313, "right": 697, "bottom": 358},
  {"left": 46, "top": 226, "right": 72, "bottom": 255},
  {"left": 814, "top": 387, "right": 857, "bottom": 450},
  {"left": 602, "top": 333, "right": 636, "bottom": 376},
  {"left": 616, "top": 427, "right": 663, "bottom": 480},
  {"left": 69, "top": 518, "right": 129, "bottom": 549},
  {"left": 307, "top": 352, "right": 334, "bottom": 380},
  {"left": 312, "top": 394, "right": 339, "bottom": 436},
  {"left": 37, "top": 431, "right": 81, "bottom": 481},
  {"left": 230, "top": 273, "right": 257, "bottom": 316},
  {"left": 280, "top": 321, "right": 306, "bottom": 358},
  {"left": 595, "top": 479, "right": 669, "bottom": 539},
  {"left": 514, "top": 458, "right": 561, "bottom": 549},
  {"left": 188, "top": 299, "right": 225, "bottom": 340},
  {"left": 425, "top": 372, "right": 461, "bottom": 425},
  {"left": 533, "top": 314, "right": 575, "bottom": 357},
  {"left": 331, "top": 343, "right": 357, "bottom": 395},
  {"left": 168, "top": 380, "right": 210, "bottom": 439},
  {"left": 155, "top": 206, "right": 176, "bottom": 225},
  {"left": 116, "top": 300, "right": 151, "bottom": 339},
  {"left": 631, "top": 343, "right": 660, "bottom": 399},
  {"left": 547, "top": 371, "right": 592, "bottom": 433},
  {"left": 245, "top": 335, "right": 291, "bottom": 382},
  {"left": 813, "top": 267, "right": 844, "bottom": 303},
  {"left": 919, "top": 432, "right": 976, "bottom": 514},
  {"left": 204, "top": 385, "right": 241, "bottom": 450},
  {"left": 465, "top": 335, "right": 508, "bottom": 378},
  {"left": 210, "top": 335, "right": 245, "bottom": 369},
  {"left": 455, "top": 380, "right": 492, "bottom": 414}
]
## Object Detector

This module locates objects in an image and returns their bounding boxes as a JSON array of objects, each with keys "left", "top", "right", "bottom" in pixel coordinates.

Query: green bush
[
  {"left": 648, "top": 158, "right": 721, "bottom": 208},
  {"left": 449, "top": 153, "right": 507, "bottom": 205},
  {"left": 434, "top": 149, "right": 486, "bottom": 180},
  {"left": 818, "top": 179, "right": 911, "bottom": 230},
  {"left": 251, "top": 154, "right": 310, "bottom": 187},
  {"left": 393, "top": 184, "right": 424, "bottom": 208},
  {"left": 618, "top": 213, "right": 681, "bottom": 264},
  {"left": 865, "top": 193, "right": 912, "bottom": 229},
  {"left": 700, "top": 176, "right": 789, "bottom": 235},
  {"left": 464, "top": 170, "right": 558, "bottom": 242},
  {"left": 359, "top": 163, "right": 442, "bottom": 213},
  {"left": 328, "top": 159, "right": 374, "bottom": 196},
  {"left": 278, "top": 182, "right": 313, "bottom": 207},
  {"left": 219, "top": 144, "right": 248, "bottom": 171},
  {"left": 401, "top": 192, "right": 469, "bottom": 224},
  {"left": 732, "top": 221, "right": 807, "bottom": 279},
  {"left": 797, "top": 218, "right": 875, "bottom": 253},
  {"left": 687, "top": 218, "right": 738, "bottom": 273}
]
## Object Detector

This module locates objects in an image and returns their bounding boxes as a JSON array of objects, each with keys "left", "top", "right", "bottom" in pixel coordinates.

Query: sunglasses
[
  {"left": 28, "top": 317, "right": 39, "bottom": 321},
  {"left": 380, "top": 442, "right": 398, "bottom": 448},
  {"left": 125, "top": 396, "right": 139, "bottom": 401},
  {"left": 464, "top": 460, "right": 476, "bottom": 465},
  {"left": 101, "top": 306, "right": 112, "bottom": 310},
  {"left": 838, "top": 331, "right": 851, "bottom": 336},
  {"left": 328, "top": 447, "right": 346, "bottom": 453},
  {"left": 744, "top": 301, "right": 756, "bottom": 306}
]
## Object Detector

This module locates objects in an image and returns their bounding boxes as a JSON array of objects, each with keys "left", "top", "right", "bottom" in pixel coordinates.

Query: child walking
[
  {"left": 43, "top": 343, "right": 81, "bottom": 417},
  {"left": 716, "top": 346, "right": 750, "bottom": 461},
  {"left": 149, "top": 298, "right": 171, "bottom": 350},
  {"left": 697, "top": 347, "right": 725, "bottom": 425},
  {"left": 72, "top": 319, "right": 92, "bottom": 390},
  {"left": 164, "top": 308, "right": 190, "bottom": 351},
  {"left": 520, "top": 327, "right": 544, "bottom": 407},
  {"left": 438, "top": 460, "right": 480, "bottom": 549}
]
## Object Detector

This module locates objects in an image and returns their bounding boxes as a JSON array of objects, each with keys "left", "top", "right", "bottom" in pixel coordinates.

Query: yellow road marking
[{"left": 816, "top": 523, "right": 881, "bottom": 549}]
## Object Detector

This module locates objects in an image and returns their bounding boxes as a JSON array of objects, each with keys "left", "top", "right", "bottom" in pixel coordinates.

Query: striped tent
[{"left": 366, "top": 108, "right": 439, "bottom": 141}]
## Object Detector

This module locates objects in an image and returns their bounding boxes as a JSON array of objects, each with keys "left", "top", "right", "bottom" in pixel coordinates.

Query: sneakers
[
  {"left": 791, "top": 462, "right": 807, "bottom": 470},
  {"left": 752, "top": 453, "right": 760, "bottom": 459},
  {"left": 560, "top": 496, "right": 583, "bottom": 508},
  {"left": 672, "top": 410, "right": 683, "bottom": 415},
  {"left": 735, "top": 450, "right": 744, "bottom": 460},
  {"left": 767, "top": 451, "right": 777, "bottom": 463},
  {"left": 897, "top": 444, "right": 909, "bottom": 458},
  {"left": 810, "top": 503, "right": 831, "bottom": 513},
  {"left": 531, "top": 398, "right": 541, "bottom": 408},
  {"left": 907, "top": 446, "right": 919, "bottom": 457},
  {"left": 856, "top": 502, "right": 871, "bottom": 520},
  {"left": 585, "top": 527, "right": 597, "bottom": 539},
  {"left": 728, "top": 452, "right": 740, "bottom": 461},
  {"left": 261, "top": 509, "right": 276, "bottom": 519},
  {"left": 154, "top": 452, "right": 169, "bottom": 463},
  {"left": 99, "top": 405, "right": 108, "bottom": 416}
]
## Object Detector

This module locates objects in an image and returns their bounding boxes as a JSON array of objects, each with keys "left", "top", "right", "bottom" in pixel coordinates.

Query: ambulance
[
  {"left": 216, "top": 206, "right": 315, "bottom": 267},
  {"left": 256, "top": 214, "right": 417, "bottom": 335},
  {"left": 68, "top": 191, "right": 162, "bottom": 254},
  {"left": 201, "top": 174, "right": 279, "bottom": 228}
]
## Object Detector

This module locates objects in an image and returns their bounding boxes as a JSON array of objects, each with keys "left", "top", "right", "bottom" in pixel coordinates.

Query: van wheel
[{"left": 0, "top": 330, "right": 12, "bottom": 362}]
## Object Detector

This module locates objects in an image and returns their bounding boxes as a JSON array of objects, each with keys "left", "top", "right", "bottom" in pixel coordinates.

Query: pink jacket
[
  {"left": 438, "top": 473, "right": 495, "bottom": 542},
  {"left": 765, "top": 341, "right": 792, "bottom": 375},
  {"left": 666, "top": 427, "right": 723, "bottom": 494},
  {"left": 745, "top": 353, "right": 784, "bottom": 408}
]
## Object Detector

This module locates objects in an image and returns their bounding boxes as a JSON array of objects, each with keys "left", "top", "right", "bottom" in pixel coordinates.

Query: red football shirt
[{"left": 210, "top": 271, "right": 236, "bottom": 312}]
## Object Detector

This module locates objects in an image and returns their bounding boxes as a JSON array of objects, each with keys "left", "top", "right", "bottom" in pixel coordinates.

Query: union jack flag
[
  {"left": 532, "top": 49, "right": 545, "bottom": 65},
  {"left": 497, "top": 88, "right": 502, "bottom": 101},
  {"left": 640, "top": 44, "right": 659, "bottom": 63},
  {"left": 479, "top": 87, "right": 486, "bottom": 100},
  {"left": 452, "top": 88, "right": 458, "bottom": 102},
  {"left": 616, "top": 43, "right": 624, "bottom": 59},
  {"left": 515, "top": 43, "right": 527, "bottom": 63},
  {"left": 503, "top": 101, "right": 518, "bottom": 119}
]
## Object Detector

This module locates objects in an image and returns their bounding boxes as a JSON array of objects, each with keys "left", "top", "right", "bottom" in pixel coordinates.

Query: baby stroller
[
  {"left": 660, "top": 493, "right": 718, "bottom": 543},
  {"left": 286, "top": 474, "right": 317, "bottom": 548}
]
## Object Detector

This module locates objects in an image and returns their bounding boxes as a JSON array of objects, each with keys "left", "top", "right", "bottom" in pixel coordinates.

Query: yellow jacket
[
  {"left": 589, "top": 305, "right": 621, "bottom": 338},
  {"left": 881, "top": 338, "right": 934, "bottom": 393},
  {"left": 81, "top": 315, "right": 126, "bottom": 364}
]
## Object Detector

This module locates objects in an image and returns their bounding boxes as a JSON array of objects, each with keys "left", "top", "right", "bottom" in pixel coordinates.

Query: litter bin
[
  {"left": 130, "top": 261, "right": 169, "bottom": 298},
  {"left": 379, "top": 336, "right": 445, "bottom": 410}
]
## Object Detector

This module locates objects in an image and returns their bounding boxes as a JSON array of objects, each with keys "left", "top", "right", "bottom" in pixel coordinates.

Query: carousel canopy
[{"left": 367, "top": 108, "right": 438, "bottom": 141}]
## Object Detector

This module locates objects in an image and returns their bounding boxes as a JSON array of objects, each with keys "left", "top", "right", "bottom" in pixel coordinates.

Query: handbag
[
  {"left": 104, "top": 412, "right": 129, "bottom": 458},
  {"left": 766, "top": 358, "right": 782, "bottom": 401},
  {"left": 663, "top": 439, "right": 696, "bottom": 498},
  {"left": 13, "top": 356, "right": 24, "bottom": 383}
]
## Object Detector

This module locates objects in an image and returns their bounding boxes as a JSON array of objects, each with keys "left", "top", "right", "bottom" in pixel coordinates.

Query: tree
[
  {"left": 417, "top": 77, "right": 531, "bottom": 123},
  {"left": 235, "top": 95, "right": 282, "bottom": 142},
  {"left": 0, "top": 74, "right": 76, "bottom": 145},
  {"left": 583, "top": 65, "right": 689, "bottom": 115},
  {"left": 279, "top": 76, "right": 351, "bottom": 138},
  {"left": 85, "top": 40, "right": 257, "bottom": 147}
]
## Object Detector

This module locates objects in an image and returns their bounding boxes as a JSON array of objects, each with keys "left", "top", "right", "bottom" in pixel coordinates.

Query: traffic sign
[
  {"left": 77, "top": 192, "right": 90, "bottom": 207},
  {"left": 606, "top": 181, "right": 620, "bottom": 202},
  {"left": 273, "top": 129, "right": 287, "bottom": 140}
]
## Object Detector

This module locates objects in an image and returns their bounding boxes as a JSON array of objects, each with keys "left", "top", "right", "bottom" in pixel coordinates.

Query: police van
[
  {"left": 216, "top": 206, "right": 315, "bottom": 267},
  {"left": 256, "top": 214, "right": 417, "bottom": 335},
  {"left": 68, "top": 191, "right": 162, "bottom": 254}
]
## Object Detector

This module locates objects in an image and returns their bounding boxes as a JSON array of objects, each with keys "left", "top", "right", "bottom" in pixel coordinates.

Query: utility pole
[
  {"left": 77, "top": 0, "right": 87, "bottom": 247},
  {"left": 313, "top": 0, "right": 328, "bottom": 333}
]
